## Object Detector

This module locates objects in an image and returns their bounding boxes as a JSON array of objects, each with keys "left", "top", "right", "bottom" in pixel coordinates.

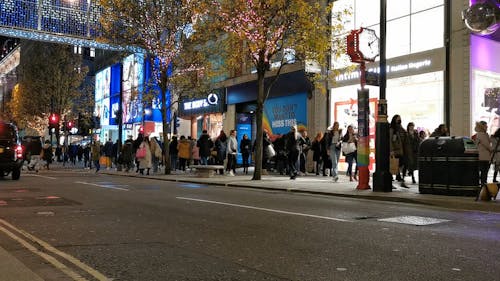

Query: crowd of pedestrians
[{"left": 21, "top": 117, "right": 466, "bottom": 185}]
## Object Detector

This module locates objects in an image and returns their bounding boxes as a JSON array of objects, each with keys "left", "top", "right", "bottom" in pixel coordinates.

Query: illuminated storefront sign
[
  {"left": 179, "top": 91, "right": 225, "bottom": 117},
  {"left": 335, "top": 59, "right": 433, "bottom": 82}
]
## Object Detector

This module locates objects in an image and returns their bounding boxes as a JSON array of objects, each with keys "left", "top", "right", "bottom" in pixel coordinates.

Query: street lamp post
[{"left": 372, "top": 0, "right": 392, "bottom": 192}]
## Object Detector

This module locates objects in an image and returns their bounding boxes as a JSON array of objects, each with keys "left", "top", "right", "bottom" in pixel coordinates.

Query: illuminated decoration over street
[{"left": 0, "top": 0, "right": 142, "bottom": 52}]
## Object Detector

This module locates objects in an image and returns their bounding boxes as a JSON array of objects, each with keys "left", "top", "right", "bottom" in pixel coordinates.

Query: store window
[
  {"left": 387, "top": 17, "right": 410, "bottom": 58},
  {"left": 411, "top": 0, "right": 444, "bottom": 13},
  {"left": 354, "top": 0, "right": 379, "bottom": 28},
  {"left": 330, "top": 71, "right": 444, "bottom": 133},
  {"left": 331, "top": 0, "right": 444, "bottom": 67},
  {"left": 387, "top": 0, "right": 410, "bottom": 20},
  {"left": 411, "top": 6, "right": 444, "bottom": 53},
  {"left": 472, "top": 70, "right": 500, "bottom": 135}
]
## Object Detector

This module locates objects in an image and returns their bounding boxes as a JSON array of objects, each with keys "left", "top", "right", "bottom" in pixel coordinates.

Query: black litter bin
[{"left": 418, "top": 137, "right": 479, "bottom": 196}]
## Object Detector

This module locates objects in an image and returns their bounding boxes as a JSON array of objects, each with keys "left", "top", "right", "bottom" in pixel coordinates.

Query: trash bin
[{"left": 418, "top": 137, "right": 479, "bottom": 196}]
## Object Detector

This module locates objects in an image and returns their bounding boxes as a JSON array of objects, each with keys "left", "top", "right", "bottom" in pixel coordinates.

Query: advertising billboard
[
  {"left": 122, "top": 53, "right": 145, "bottom": 124},
  {"left": 263, "top": 93, "right": 308, "bottom": 137}
]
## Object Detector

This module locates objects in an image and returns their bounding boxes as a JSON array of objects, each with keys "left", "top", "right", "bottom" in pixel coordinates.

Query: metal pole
[
  {"left": 373, "top": 0, "right": 392, "bottom": 192},
  {"left": 357, "top": 63, "right": 370, "bottom": 189},
  {"left": 117, "top": 63, "right": 123, "bottom": 171}
]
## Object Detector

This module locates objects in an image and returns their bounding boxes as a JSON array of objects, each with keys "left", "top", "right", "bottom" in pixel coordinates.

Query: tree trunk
[
  {"left": 252, "top": 67, "right": 266, "bottom": 180},
  {"left": 161, "top": 89, "right": 171, "bottom": 175}
]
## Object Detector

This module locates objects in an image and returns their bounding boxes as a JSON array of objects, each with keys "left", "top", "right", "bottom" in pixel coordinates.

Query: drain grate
[{"left": 378, "top": 216, "right": 450, "bottom": 226}]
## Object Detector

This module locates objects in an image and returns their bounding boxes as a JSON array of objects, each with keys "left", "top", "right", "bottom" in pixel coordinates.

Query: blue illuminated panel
[{"left": 0, "top": 0, "right": 101, "bottom": 39}]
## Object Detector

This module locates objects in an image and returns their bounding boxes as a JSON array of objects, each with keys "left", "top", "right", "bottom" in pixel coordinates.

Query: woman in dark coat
[
  {"left": 240, "top": 134, "right": 252, "bottom": 174},
  {"left": 320, "top": 131, "right": 332, "bottom": 176},
  {"left": 406, "top": 122, "right": 419, "bottom": 184},
  {"left": 311, "top": 132, "right": 323, "bottom": 175}
]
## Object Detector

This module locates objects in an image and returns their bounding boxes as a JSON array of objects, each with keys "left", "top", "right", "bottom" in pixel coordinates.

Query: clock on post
[
  {"left": 347, "top": 27, "right": 379, "bottom": 63},
  {"left": 345, "top": 27, "right": 380, "bottom": 191}
]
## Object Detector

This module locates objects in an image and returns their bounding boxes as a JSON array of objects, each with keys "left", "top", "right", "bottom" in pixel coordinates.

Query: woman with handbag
[{"left": 342, "top": 125, "right": 358, "bottom": 181}]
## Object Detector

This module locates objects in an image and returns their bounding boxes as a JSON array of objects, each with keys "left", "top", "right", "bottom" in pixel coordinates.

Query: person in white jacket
[{"left": 226, "top": 130, "right": 238, "bottom": 176}]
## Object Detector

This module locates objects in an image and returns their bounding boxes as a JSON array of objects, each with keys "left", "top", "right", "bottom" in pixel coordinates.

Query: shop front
[
  {"left": 178, "top": 89, "right": 226, "bottom": 140},
  {"left": 331, "top": 49, "right": 445, "bottom": 171},
  {"left": 470, "top": 34, "right": 500, "bottom": 135},
  {"left": 227, "top": 70, "right": 311, "bottom": 142}
]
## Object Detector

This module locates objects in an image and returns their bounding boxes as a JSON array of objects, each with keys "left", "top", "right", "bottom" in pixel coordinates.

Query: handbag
[
  {"left": 341, "top": 142, "right": 356, "bottom": 155},
  {"left": 266, "top": 144, "right": 276, "bottom": 158},
  {"left": 390, "top": 156, "right": 399, "bottom": 175},
  {"left": 136, "top": 145, "right": 147, "bottom": 158}
]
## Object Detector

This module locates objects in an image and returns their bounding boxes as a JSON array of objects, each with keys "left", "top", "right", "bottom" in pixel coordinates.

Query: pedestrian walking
[
  {"left": 311, "top": 132, "right": 323, "bottom": 175},
  {"left": 26, "top": 137, "right": 42, "bottom": 172},
  {"left": 137, "top": 136, "right": 152, "bottom": 175},
  {"left": 262, "top": 130, "right": 272, "bottom": 171},
  {"left": 177, "top": 136, "right": 191, "bottom": 172},
  {"left": 169, "top": 136, "right": 179, "bottom": 171},
  {"left": 197, "top": 130, "right": 213, "bottom": 165},
  {"left": 342, "top": 125, "right": 358, "bottom": 181},
  {"left": 390, "top": 115, "right": 409, "bottom": 187},
  {"left": 91, "top": 139, "right": 101, "bottom": 173},
  {"left": 226, "top": 130, "right": 238, "bottom": 176},
  {"left": 285, "top": 126, "right": 300, "bottom": 180},
  {"left": 215, "top": 130, "right": 227, "bottom": 174},
  {"left": 475, "top": 121, "right": 491, "bottom": 186},
  {"left": 103, "top": 138, "right": 113, "bottom": 169},
  {"left": 240, "top": 134, "right": 252, "bottom": 174},
  {"left": 41, "top": 140, "right": 53, "bottom": 170},
  {"left": 121, "top": 137, "right": 134, "bottom": 172},
  {"left": 329, "top": 122, "right": 343, "bottom": 182},
  {"left": 150, "top": 136, "right": 163, "bottom": 173},
  {"left": 298, "top": 130, "right": 311, "bottom": 175},
  {"left": 320, "top": 130, "right": 332, "bottom": 176},
  {"left": 406, "top": 122, "right": 419, "bottom": 184}
]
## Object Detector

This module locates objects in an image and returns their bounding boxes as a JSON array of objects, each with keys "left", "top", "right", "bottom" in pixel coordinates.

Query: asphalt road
[{"left": 0, "top": 170, "right": 499, "bottom": 281}]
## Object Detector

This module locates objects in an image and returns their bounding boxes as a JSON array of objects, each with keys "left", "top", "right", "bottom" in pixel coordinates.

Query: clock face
[{"left": 358, "top": 28, "right": 379, "bottom": 61}]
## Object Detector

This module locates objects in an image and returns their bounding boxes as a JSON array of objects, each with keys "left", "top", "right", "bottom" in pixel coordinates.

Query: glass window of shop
[
  {"left": 330, "top": 71, "right": 444, "bottom": 134},
  {"left": 332, "top": 0, "right": 444, "bottom": 67}
]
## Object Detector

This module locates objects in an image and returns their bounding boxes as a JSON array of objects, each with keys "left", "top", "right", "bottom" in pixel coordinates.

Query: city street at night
[{"left": 0, "top": 168, "right": 498, "bottom": 281}]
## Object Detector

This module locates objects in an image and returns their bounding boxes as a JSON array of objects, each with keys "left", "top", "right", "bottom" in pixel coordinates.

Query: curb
[{"left": 99, "top": 171, "right": 500, "bottom": 213}]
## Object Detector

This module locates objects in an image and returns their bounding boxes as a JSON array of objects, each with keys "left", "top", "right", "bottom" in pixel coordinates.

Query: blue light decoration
[{"left": 0, "top": 0, "right": 142, "bottom": 52}]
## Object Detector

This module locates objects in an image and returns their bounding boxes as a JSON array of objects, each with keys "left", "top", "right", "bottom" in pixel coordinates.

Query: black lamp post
[{"left": 372, "top": 0, "right": 392, "bottom": 192}]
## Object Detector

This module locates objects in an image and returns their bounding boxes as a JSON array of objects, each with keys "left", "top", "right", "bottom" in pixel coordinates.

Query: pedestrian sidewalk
[
  {"left": 0, "top": 246, "right": 44, "bottom": 281},
  {"left": 95, "top": 167, "right": 500, "bottom": 214}
]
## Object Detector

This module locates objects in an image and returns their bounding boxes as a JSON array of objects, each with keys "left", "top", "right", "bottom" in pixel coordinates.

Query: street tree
[
  {"left": 202, "top": 0, "right": 346, "bottom": 179},
  {"left": 99, "top": 0, "right": 216, "bottom": 174},
  {"left": 9, "top": 41, "right": 89, "bottom": 137}
]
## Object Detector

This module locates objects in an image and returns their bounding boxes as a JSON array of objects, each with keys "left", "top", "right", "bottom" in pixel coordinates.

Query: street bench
[{"left": 190, "top": 165, "right": 224, "bottom": 178}]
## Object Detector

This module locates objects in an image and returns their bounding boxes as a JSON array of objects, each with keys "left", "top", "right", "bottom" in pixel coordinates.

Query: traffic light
[
  {"left": 139, "top": 126, "right": 144, "bottom": 134},
  {"left": 48, "top": 113, "right": 59, "bottom": 128},
  {"left": 67, "top": 121, "right": 73, "bottom": 130}
]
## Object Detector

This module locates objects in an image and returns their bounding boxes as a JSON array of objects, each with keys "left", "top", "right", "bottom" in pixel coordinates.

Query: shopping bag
[
  {"left": 136, "top": 146, "right": 147, "bottom": 158},
  {"left": 99, "top": 156, "right": 107, "bottom": 165},
  {"left": 389, "top": 156, "right": 399, "bottom": 175},
  {"left": 478, "top": 183, "right": 499, "bottom": 201},
  {"left": 341, "top": 142, "right": 356, "bottom": 155},
  {"left": 266, "top": 145, "right": 276, "bottom": 158}
]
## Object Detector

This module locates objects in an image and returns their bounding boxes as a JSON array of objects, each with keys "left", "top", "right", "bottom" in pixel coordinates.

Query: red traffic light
[
  {"left": 67, "top": 121, "right": 73, "bottom": 129},
  {"left": 139, "top": 126, "right": 144, "bottom": 134},
  {"left": 49, "top": 113, "right": 59, "bottom": 125}
]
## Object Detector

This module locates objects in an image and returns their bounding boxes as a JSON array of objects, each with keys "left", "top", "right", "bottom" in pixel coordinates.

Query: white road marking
[
  {"left": 24, "top": 174, "right": 57, "bottom": 180},
  {"left": 176, "top": 197, "right": 351, "bottom": 222},
  {"left": 0, "top": 218, "right": 110, "bottom": 280},
  {"left": 75, "top": 181, "right": 129, "bottom": 191},
  {"left": 378, "top": 216, "right": 450, "bottom": 226}
]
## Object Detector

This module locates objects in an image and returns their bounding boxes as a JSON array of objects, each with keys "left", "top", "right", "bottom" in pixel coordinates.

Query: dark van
[{"left": 0, "top": 121, "right": 23, "bottom": 180}]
